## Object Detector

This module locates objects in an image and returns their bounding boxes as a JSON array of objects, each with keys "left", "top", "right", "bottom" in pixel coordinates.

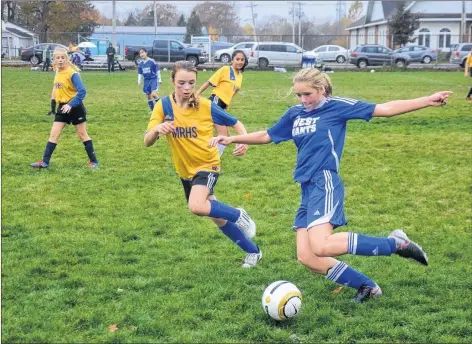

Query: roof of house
[
  {"left": 346, "top": 0, "right": 471, "bottom": 30},
  {"left": 6, "top": 27, "right": 33, "bottom": 38},
  {"left": 2, "top": 21, "right": 36, "bottom": 38}
]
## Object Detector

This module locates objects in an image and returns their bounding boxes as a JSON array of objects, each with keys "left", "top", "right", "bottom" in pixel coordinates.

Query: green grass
[{"left": 2, "top": 68, "right": 472, "bottom": 343}]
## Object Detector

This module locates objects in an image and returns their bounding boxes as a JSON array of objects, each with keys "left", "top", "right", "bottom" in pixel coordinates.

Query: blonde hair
[
  {"left": 292, "top": 68, "right": 332, "bottom": 97},
  {"left": 53, "top": 47, "right": 81, "bottom": 72},
  {"left": 171, "top": 60, "right": 199, "bottom": 109}
]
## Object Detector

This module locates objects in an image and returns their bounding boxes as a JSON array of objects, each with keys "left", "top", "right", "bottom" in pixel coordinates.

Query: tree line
[{"left": 2, "top": 1, "right": 419, "bottom": 48}]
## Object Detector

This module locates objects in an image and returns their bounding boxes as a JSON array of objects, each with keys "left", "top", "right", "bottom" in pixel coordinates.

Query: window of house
[
  {"left": 418, "top": 28, "right": 430, "bottom": 47},
  {"left": 438, "top": 28, "right": 451, "bottom": 49}
]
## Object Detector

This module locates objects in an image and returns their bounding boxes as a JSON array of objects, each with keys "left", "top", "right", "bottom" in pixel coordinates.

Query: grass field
[{"left": 2, "top": 68, "right": 472, "bottom": 343}]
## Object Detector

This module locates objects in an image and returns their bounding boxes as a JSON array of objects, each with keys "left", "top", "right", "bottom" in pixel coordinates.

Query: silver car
[
  {"left": 394, "top": 45, "right": 437, "bottom": 64},
  {"left": 214, "top": 42, "right": 255, "bottom": 63},
  {"left": 450, "top": 43, "right": 472, "bottom": 67},
  {"left": 309, "top": 45, "right": 349, "bottom": 63}
]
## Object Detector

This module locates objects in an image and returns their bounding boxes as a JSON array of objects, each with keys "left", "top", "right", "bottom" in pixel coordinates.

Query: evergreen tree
[
  {"left": 184, "top": 10, "right": 202, "bottom": 43},
  {"left": 177, "top": 14, "right": 186, "bottom": 27},
  {"left": 388, "top": 3, "right": 421, "bottom": 47}
]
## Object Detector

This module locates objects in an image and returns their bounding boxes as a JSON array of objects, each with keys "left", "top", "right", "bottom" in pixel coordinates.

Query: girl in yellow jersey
[
  {"left": 195, "top": 50, "right": 248, "bottom": 155},
  {"left": 465, "top": 47, "right": 472, "bottom": 101},
  {"left": 145, "top": 61, "right": 261, "bottom": 268},
  {"left": 31, "top": 47, "right": 99, "bottom": 169}
]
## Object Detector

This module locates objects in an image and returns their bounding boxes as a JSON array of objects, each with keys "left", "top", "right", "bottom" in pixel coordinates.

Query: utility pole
[
  {"left": 153, "top": 1, "right": 157, "bottom": 39},
  {"left": 112, "top": 0, "right": 116, "bottom": 48},
  {"left": 461, "top": 0, "right": 466, "bottom": 42},
  {"left": 246, "top": 2, "right": 258, "bottom": 42},
  {"left": 289, "top": 2, "right": 296, "bottom": 43},
  {"left": 298, "top": 2, "right": 303, "bottom": 47}
]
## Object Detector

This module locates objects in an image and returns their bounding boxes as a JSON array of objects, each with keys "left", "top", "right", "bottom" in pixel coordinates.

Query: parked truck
[{"left": 124, "top": 39, "right": 207, "bottom": 66}]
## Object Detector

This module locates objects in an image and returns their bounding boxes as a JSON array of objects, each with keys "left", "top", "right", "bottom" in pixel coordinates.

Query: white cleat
[
  {"left": 235, "top": 208, "right": 256, "bottom": 239},
  {"left": 242, "top": 249, "right": 262, "bottom": 268}
]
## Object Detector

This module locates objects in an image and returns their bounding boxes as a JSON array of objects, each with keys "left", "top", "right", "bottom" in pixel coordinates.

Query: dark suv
[{"left": 349, "top": 44, "right": 411, "bottom": 68}]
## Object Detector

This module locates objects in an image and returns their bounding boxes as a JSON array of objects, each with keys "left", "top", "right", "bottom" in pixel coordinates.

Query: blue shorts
[
  {"left": 143, "top": 78, "right": 159, "bottom": 95},
  {"left": 293, "top": 170, "right": 346, "bottom": 230}
]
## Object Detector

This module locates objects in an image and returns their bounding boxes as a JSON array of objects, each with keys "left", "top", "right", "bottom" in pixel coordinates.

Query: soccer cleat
[
  {"left": 30, "top": 160, "right": 49, "bottom": 169},
  {"left": 88, "top": 161, "right": 99, "bottom": 169},
  {"left": 242, "top": 249, "right": 262, "bottom": 268},
  {"left": 388, "top": 229, "right": 428, "bottom": 266},
  {"left": 235, "top": 208, "right": 256, "bottom": 239},
  {"left": 46, "top": 111, "right": 55, "bottom": 116},
  {"left": 353, "top": 283, "right": 382, "bottom": 303}
]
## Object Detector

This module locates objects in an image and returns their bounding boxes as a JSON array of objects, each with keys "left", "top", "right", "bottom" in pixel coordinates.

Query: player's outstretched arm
[
  {"left": 230, "top": 120, "right": 248, "bottom": 156},
  {"left": 373, "top": 91, "right": 452, "bottom": 117},
  {"left": 210, "top": 130, "right": 272, "bottom": 147}
]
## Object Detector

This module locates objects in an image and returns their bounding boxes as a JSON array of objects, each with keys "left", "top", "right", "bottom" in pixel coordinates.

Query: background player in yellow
[
  {"left": 464, "top": 47, "right": 472, "bottom": 101},
  {"left": 144, "top": 61, "right": 261, "bottom": 268},
  {"left": 31, "top": 47, "right": 99, "bottom": 169},
  {"left": 196, "top": 50, "right": 248, "bottom": 155}
]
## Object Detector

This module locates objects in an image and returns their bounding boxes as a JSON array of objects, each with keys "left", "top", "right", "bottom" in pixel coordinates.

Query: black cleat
[
  {"left": 353, "top": 283, "right": 382, "bottom": 303},
  {"left": 389, "top": 229, "right": 428, "bottom": 266}
]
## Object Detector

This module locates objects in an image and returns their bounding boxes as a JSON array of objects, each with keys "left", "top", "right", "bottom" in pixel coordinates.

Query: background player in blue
[
  {"left": 138, "top": 48, "right": 161, "bottom": 113},
  {"left": 211, "top": 68, "right": 452, "bottom": 302}
]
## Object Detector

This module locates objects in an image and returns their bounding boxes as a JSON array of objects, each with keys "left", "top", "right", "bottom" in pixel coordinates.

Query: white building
[
  {"left": 345, "top": 1, "right": 472, "bottom": 50},
  {"left": 1, "top": 21, "right": 37, "bottom": 58}
]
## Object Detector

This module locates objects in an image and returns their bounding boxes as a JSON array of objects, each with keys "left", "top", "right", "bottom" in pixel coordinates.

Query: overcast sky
[{"left": 91, "top": 1, "right": 360, "bottom": 26}]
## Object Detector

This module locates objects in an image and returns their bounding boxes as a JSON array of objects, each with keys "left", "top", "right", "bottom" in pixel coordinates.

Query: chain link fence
[{"left": 3, "top": 31, "right": 470, "bottom": 66}]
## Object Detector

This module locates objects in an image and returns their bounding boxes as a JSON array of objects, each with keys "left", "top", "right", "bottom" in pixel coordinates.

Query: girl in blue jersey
[
  {"left": 138, "top": 48, "right": 161, "bottom": 112},
  {"left": 211, "top": 68, "right": 452, "bottom": 302}
]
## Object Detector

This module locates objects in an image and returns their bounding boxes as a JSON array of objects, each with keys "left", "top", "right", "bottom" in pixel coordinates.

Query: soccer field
[{"left": 2, "top": 68, "right": 472, "bottom": 342}]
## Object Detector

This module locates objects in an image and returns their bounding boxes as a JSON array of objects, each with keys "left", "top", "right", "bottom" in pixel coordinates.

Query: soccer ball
[
  {"left": 262, "top": 281, "right": 302, "bottom": 321},
  {"left": 370, "top": 69, "right": 375, "bottom": 73}
]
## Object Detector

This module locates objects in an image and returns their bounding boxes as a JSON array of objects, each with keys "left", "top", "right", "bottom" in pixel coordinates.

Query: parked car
[
  {"left": 449, "top": 42, "right": 472, "bottom": 67},
  {"left": 248, "top": 42, "right": 304, "bottom": 68},
  {"left": 124, "top": 39, "right": 207, "bottom": 66},
  {"left": 21, "top": 43, "right": 68, "bottom": 64},
  {"left": 349, "top": 44, "right": 411, "bottom": 68},
  {"left": 307, "top": 45, "right": 349, "bottom": 63},
  {"left": 393, "top": 45, "right": 437, "bottom": 64},
  {"left": 214, "top": 42, "right": 256, "bottom": 63}
]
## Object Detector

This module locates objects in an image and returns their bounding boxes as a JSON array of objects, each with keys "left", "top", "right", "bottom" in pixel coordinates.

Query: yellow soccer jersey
[
  {"left": 467, "top": 54, "right": 472, "bottom": 68},
  {"left": 53, "top": 66, "right": 79, "bottom": 104},
  {"left": 208, "top": 66, "right": 243, "bottom": 107},
  {"left": 147, "top": 96, "right": 238, "bottom": 179}
]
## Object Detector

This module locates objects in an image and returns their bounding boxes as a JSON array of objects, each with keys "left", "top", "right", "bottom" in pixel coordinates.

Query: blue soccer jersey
[
  {"left": 267, "top": 96, "right": 376, "bottom": 183},
  {"left": 138, "top": 58, "right": 160, "bottom": 81}
]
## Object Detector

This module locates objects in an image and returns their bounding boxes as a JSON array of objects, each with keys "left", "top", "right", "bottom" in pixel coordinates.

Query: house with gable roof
[{"left": 345, "top": 1, "right": 472, "bottom": 50}]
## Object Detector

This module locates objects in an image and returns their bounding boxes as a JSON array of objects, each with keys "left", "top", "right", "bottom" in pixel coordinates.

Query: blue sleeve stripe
[
  {"left": 68, "top": 73, "right": 86, "bottom": 107},
  {"left": 161, "top": 96, "right": 174, "bottom": 120},
  {"left": 210, "top": 103, "right": 237, "bottom": 126}
]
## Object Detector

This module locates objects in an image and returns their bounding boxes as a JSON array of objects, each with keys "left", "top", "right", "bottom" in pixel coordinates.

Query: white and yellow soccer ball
[{"left": 262, "top": 281, "right": 302, "bottom": 321}]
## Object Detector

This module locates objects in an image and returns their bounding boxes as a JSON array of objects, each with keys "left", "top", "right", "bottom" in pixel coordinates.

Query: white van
[{"left": 248, "top": 42, "right": 304, "bottom": 68}]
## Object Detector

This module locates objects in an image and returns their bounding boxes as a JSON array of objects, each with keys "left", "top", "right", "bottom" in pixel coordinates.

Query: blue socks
[
  {"left": 209, "top": 200, "right": 241, "bottom": 223},
  {"left": 348, "top": 233, "right": 397, "bottom": 256},
  {"left": 83, "top": 140, "right": 98, "bottom": 163},
  {"left": 148, "top": 99, "right": 154, "bottom": 110},
  {"left": 219, "top": 221, "right": 259, "bottom": 254},
  {"left": 42, "top": 141, "right": 57, "bottom": 164},
  {"left": 326, "top": 261, "right": 376, "bottom": 290}
]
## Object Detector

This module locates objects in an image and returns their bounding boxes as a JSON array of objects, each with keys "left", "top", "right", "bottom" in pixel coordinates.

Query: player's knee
[
  {"left": 296, "top": 251, "right": 326, "bottom": 274},
  {"left": 311, "top": 241, "right": 330, "bottom": 257},
  {"left": 188, "top": 201, "right": 207, "bottom": 216}
]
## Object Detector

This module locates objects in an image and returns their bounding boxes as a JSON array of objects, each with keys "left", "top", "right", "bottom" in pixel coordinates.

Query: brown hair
[
  {"left": 292, "top": 68, "right": 332, "bottom": 97},
  {"left": 171, "top": 60, "right": 199, "bottom": 109}
]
